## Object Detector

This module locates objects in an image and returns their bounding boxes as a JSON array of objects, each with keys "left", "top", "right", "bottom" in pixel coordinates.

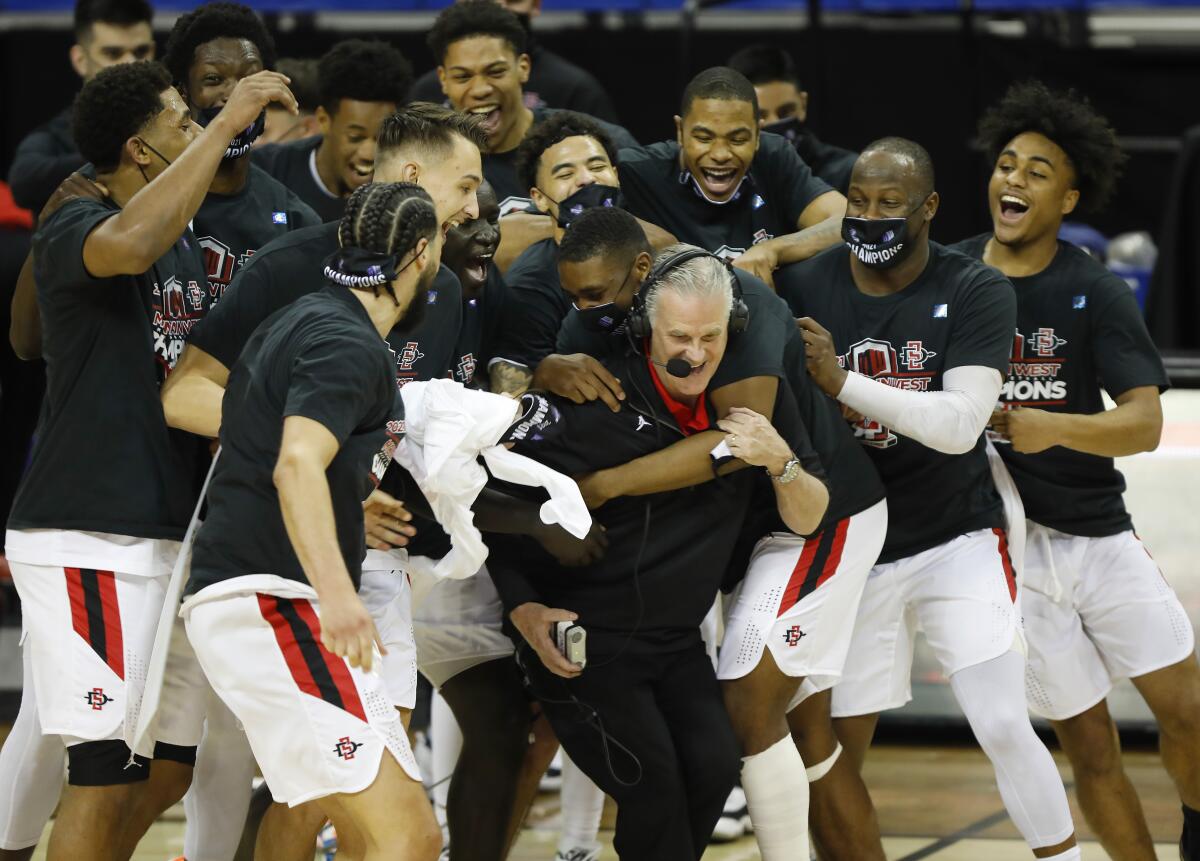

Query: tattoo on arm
[{"left": 490, "top": 360, "right": 534, "bottom": 396}]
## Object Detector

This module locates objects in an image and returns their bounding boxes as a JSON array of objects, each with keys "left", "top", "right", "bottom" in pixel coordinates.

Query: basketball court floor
[{"left": 14, "top": 390, "right": 1200, "bottom": 860}]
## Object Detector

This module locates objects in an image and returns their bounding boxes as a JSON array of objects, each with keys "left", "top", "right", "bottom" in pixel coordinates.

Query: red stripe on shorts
[
  {"left": 94, "top": 570, "right": 124, "bottom": 679},
  {"left": 777, "top": 535, "right": 822, "bottom": 618},
  {"left": 291, "top": 599, "right": 367, "bottom": 723},
  {"left": 257, "top": 593, "right": 324, "bottom": 703},
  {"left": 993, "top": 528, "right": 1017, "bottom": 602},
  {"left": 813, "top": 518, "right": 850, "bottom": 592}
]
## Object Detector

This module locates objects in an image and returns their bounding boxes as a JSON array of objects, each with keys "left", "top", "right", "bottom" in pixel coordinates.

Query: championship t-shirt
[
  {"left": 952, "top": 234, "right": 1169, "bottom": 536},
  {"left": 485, "top": 106, "right": 638, "bottom": 208},
  {"left": 189, "top": 287, "right": 400, "bottom": 592},
  {"left": 617, "top": 132, "right": 833, "bottom": 259},
  {"left": 777, "top": 242, "right": 1016, "bottom": 563},
  {"left": 9, "top": 197, "right": 211, "bottom": 539},
  {"left": 449, "top": 265, "right": 507, "bottom": 386},
  {"left": 193, "top": 164, "right": 321, "bottom": 301},
  {"left": 251, "top": 135, "right": 345, "bottom": 223},
  {"left": 557, "top": 269, "right": 885, "bottom": 532},
  {"left": 491, "top": 238, "right": 568, "bottom": 369}
]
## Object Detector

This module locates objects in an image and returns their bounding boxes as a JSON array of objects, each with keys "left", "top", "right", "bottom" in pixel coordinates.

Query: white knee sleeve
[
  {"left": 950, "top": 651, "right": 1075, "bottom": 850},
  {"left": 183, "top": 693, "right": 257, "bottom": 861},
  {"left": 430, "top": 688, "right": 462, "bottom": 835},
  {"left": 805, "top": 741, "right": 842, "bottom": 783},
  {"left": 558, "top": 754, "right": 604, "bottom": 853},
  {"left": 741, "top": 735, "right": 810, "bottom": 861},
  {"left": 1039, "top": 848, "right": 1081, "bottom": 860},
  {"left": 0, "top": 642, "right": 64, "bottom": 851}
]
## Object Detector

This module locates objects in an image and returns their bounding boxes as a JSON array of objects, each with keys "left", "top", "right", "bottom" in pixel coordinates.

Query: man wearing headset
[{"left": 489, "top": 241, "right": 829, "bottom": 861}]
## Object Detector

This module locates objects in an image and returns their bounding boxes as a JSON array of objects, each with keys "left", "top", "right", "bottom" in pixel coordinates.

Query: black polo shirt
[{"left": 952, "top": 233, "right": 1169, "bottom": 537}]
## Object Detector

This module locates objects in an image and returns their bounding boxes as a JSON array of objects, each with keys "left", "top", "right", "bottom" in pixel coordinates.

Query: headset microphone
[{"left": 653, "top": 358, "right": 693, "bottom": 379}]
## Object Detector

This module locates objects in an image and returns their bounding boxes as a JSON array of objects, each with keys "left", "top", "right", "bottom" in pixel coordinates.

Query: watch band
[{"left": 771, "top": 457, "right": 803, "bottom": 485}]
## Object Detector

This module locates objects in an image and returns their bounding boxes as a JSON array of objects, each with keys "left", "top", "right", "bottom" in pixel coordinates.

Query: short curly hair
[
  {"left": 162, "top": 2, "right": 276, "bottom": 91},
  {"left": 558, "top": 206, "right": 649, "bottom": 266},
  {"left": 317, "top": 39, "right": 413, "bottom": 113},
  {"left": 73, "top": 60, "right": 172, "bottom": 172},
  {"left": 515, "top": 111, "right": 618, "bottom": 193},
  {"left": 977, "top": 80, "right": 1126, "bottom": 212},
  {"left": 427, "top": 0, "right": 527, "bottom": 66}
]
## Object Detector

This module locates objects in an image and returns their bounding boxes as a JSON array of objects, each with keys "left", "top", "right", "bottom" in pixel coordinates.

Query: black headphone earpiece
[{"left": 626, "top": 247, "right": 750, "bottom": 340}]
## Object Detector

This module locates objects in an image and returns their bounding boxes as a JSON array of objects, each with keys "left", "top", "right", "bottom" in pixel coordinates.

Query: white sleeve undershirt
[{"left": 836, "top": 365, "right": 1002, "bottom": 455}]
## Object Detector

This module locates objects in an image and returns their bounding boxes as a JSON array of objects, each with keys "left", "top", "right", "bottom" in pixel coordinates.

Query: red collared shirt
[{"left": 646, "top": 355, "right": 710, "bottom": 436}]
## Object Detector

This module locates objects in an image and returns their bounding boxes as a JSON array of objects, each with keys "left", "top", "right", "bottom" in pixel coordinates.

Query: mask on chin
[
  {"left": 762, "top": 116, "right": 804, "bottom": 143},
  {"left": 549, "top": 184, "right": 624, "bottom": 230},
  {"left": 196, "top": 105, "right": 266, "bottom": 160}
]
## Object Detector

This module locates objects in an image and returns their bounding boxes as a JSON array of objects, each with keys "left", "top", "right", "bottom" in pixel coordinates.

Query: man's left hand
[
  {"left": 731, "top": 244, "right": 778, "bottom": 289},
  {"left": 797, "top": 317, "right": 848, "bottom": 397},
  {"left": 990, "top": 407, "right": 1060, "bottom": 454},
  {"left": 717, "top": 407, "right": 792, "bottom": 474}
]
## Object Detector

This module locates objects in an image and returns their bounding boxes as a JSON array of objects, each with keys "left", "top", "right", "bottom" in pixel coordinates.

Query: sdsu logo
[
  {"left": 1003, "top": 327, "right": 1069, "bottom": 406},
  {"left": 901, "top": 340, "right": 937, "bottom": 371},
  {"left": 456, "top": 353, "right": 477, "bottom": 385},
  {"left": 332, "top": 737, "right": 362, "bottom": 760},
  {"left": 199, "top": 235, "right": 254, "bottom": 298},
  {"left": 84, "top": 688, "right": 113, "bottom": 711},
  {"left": 712, "top": 245, "right": 746, "bottom": 261},
  {"left": 783, "top": 626, "right": 806, "bottom": 647},
  {"left": 397, "top": 341, "right": 424, "bottom": 372}
]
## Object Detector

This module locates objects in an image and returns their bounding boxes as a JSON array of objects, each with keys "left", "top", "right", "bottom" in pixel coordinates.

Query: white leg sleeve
[
  {"left": 0, "top": 641, "right": 64, "bottom": 850},
  {"left": 430, "top": 688, "right": 461, "bottom": 839},
  {"left": 740, "top": 735, "right": 810, "bottom": 861},
  {"left": 558, "top": 753, "right": 604, "bottom": 852},
  {"left": 950, "top": 650, "right": 1075, "bottom": 850},
  {"left": 182, "top": 693, "right": 256, "bottom": 861}
]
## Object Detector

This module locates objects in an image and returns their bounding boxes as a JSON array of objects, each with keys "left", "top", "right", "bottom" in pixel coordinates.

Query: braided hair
[{"left": 335, "top": 182, "right": 438, "bottom": 300}]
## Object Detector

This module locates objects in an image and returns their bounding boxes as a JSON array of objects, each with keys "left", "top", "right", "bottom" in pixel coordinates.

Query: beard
[{"left": 392, "top": 262, "right": 439, "bottom": 333}]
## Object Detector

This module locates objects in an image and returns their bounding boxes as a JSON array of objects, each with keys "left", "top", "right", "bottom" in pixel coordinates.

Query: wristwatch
[{"left": 770, "top": 457, "right": 803, "bottom": 484}]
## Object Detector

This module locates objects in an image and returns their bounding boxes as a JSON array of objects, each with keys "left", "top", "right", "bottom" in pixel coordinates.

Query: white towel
[{"left": 394, "top": 379, "right": 592, "bottom": 582}]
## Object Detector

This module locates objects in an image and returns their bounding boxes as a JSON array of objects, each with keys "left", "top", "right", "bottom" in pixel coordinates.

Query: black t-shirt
[
  {"left": 778, "top": 242, "right": 1016, "bottom": 563},
  {"left": 617, "top": 133, "right": 833, "bottom": 259},
  {"left": 189, "top": 287, "right": 400, "bottom": 592},
  {"left": 9, "top": 197, "right": 211, "bottom": 539},
  {"left": 557, "top": 269, "right": 885, "bottom": 533},
  {"left": 194, "top": 164, "right": 321, "bottom": 301},
  {"left": 7, "top": 106, "right": 84, "bottom": 213},
  {"left": 486, "top": 106, "right": 637, "bottom": 207},
  {"left": 952, "top": 234, "right": 1170, "bottom": 536},
  {"left": 491, "top": 238, "right": 569, "bottom": 368},
  {"left": 449, "top": 266, "right": 507, "bottom": 386},
  {"left": 794, "top": 130, "right": 858, "bottom": 196},
  {"left": 409, "top": 43, "right": 619, "bottom": 124},
  {"left": 250, "top": 136, "right": 345, "bottom": 223}
]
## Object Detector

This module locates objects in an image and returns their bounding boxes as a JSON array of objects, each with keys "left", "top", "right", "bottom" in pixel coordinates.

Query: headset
[{"left": 625, "top": 246, "right": 751, "bottom": 341}]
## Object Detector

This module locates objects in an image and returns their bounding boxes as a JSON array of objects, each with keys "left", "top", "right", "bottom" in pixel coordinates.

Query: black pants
[{"left": 524, "top": 640, "right": 741, "bottom": 861}]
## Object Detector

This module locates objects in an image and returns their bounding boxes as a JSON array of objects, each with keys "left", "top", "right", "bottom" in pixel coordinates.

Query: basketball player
[
  {"left": 777, "top": 137, "right": 1082, "bottom": 861},
  {"left": 183, "top": 181, "right": 442, "bottom": 861},
  {"left": 955, "top": 80, "right": 1200, "bottom": 861},
  {"left": 252, "top": 40, "right": 412, "bottom": 222},
  {"left": 615, "top": 67, "right": 844, "bottom": 281},
  {"left": 0, "top": 59, "right": 294, "bottom": 861}
]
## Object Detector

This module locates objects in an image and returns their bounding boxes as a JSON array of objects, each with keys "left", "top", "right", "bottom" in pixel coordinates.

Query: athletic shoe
[
  {"left": 540, "top": 748, "right": 564, "bottom": 792},
  {"left": 710, "top": 786, "right": 748, "bottom": 842},
  {"left": 316, "top": 823, "right": 337, "bottom": 861},
  {"left": 554, "top": 848, "right": 600, "bottom": 861}
]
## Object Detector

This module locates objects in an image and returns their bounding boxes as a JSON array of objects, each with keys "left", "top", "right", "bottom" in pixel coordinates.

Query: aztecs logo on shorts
[
  {"left": 332, "top": 736, "right": 363, "bottom": 760},
  {"left": 783, "top": 626, "right": 806, "bottom": 647},
  {"left": 84, "top": 687, "right": 113, "bottom": 710},
  {"left": 838, "top": 338, "right": 938, "bottom": 449},
  {"left": 1001, "top": 327, "right": 1068, "bottom": 406}
]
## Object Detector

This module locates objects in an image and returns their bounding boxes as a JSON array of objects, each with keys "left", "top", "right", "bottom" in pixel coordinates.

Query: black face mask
[
  {"left": 548, "top": 184, "right": 623, "bottom": 230},
  {"left": 572, "top": 265, "right": 638, "bottom": 334},
  {"left": 196, "top": 105, "right": 265, "bottom": 159},
  {"left": 841, "top": 199, "right": 928, "bottom": 270},
  {"left": 762, "top": 116, "right": 804, "bottom": 143}
]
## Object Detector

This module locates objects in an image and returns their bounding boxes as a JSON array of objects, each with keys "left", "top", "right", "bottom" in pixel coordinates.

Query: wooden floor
[{"left": 22, "top": 743, "right": 1184, "bottom": 860}]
